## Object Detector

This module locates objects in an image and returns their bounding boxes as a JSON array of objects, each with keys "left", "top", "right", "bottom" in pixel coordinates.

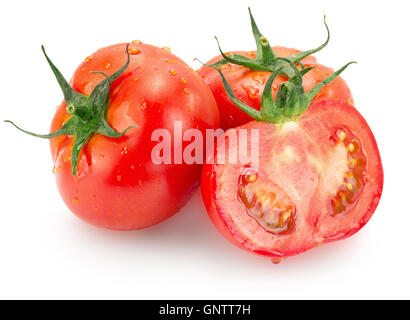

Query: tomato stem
[
  {"left": 206, "top": 8, "right": 330, "bottom": 79},
  {"left": 4, "top": 44, "right": 138, "bottom": 175},
  {"left": 201, "top": 9, "right": 355, "bottom": 123},
  {"left": 204, "top": 57, "right": 356, "bottom": 123}
]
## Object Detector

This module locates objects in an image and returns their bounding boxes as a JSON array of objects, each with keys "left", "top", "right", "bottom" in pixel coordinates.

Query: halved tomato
[{"left": 201, "top": 99, "right": 383, "bottom": 261}]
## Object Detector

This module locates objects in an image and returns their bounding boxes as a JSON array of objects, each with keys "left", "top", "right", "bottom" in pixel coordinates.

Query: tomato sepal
[
  {"left": 4, "top": 44, "right": 138, "bottom": 175},
  {"left": 207, "top": 8, "right": 330, "bottom": 78}
]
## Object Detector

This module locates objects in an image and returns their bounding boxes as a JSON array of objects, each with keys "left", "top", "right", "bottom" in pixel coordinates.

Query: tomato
[
  {"left": 10, "top": 42, "right": 220, "bottom": 230},
  {"left": 201, "top": 99, "right": 383, "bottom": 261},
  {"left": 199, "top": 48, "right": 353, "bottom": 130},
  {"left": 198, "top": 10, "right": 353, "bottom": 130},
  {"left": 200, "top": 51, "right": 383, "bottom": 261}
]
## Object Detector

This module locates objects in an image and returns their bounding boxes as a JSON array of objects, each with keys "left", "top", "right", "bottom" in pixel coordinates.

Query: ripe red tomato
[
  {"left": 201, "top": 99, "right": 383, "bottom": 261},
  {"left": 198, "top": 47, "right": 353, "bottom": 130},
  {"left": 37, "top": 42, "right": 219, "bottom": 230}
]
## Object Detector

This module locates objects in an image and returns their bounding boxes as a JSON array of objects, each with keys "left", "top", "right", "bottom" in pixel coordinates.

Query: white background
[{"left": 0, "top": 0, "right": 409, "bottom": 299}]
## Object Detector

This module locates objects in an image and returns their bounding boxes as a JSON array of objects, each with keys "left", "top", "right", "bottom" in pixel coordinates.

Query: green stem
[
  {"left": 5, "top": 43, "right": 138, "bottom": 175},
  {"left": 66, "top": 104, "right": 94, "bottom": 121},
  {"left": 206, "top": 9, "right": 331, "bottom": 79}
]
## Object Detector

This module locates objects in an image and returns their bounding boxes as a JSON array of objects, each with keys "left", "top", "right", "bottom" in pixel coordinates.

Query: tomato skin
[
  {"left": 50, "top": 42, "right": 220, "bottom": 230},
  {"left": 201, "top": 99, "right": 383, "bottom": 259},
  {"left": 198, "top": 46, "right": 353, "bottom": 130}
]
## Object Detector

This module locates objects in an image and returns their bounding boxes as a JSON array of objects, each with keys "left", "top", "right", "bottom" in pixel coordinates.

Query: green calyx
[
  {"left": 203, "top": 8, "right": 356, "bottom": 124},
  {"left": 210, "top": 7, "right": 330, "bottom": 79},
  {"left": 207, "top": 57, "right": 356, "bottom": 123},
  {"left": 4, "top": 44, "right": 137, "bottom": 175}
]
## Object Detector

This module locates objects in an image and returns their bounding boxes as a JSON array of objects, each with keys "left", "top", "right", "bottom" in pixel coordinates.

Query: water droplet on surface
[
  {"left": 161, "top": 46, "right": 171, "bottom": 53},
  {"left": 242, "top": 85, "right": 259, "bottom": 100},
  {"left": 183, "top": 88, "right": 190, "bottom": 94},
  {"left": 252, "top": 73, "right": 267, "bottom": 86},
  {"left": 271, "top": 258, "right": 282, "bottom": 264},
  {"left": 73, "top": 198, "right": 79, "bottom": 205},
  {"left": 132, "top": 40, "right": 142, "bottom": 44},
  {"left": 121, "top": 147, "right": 128, "bottom": 155},
  {"left": 180, "top": 77, "right": 187, "bottom": 84},
  {"left": 105, "top": 63, "right": 111, "bottom": 70},
  {"left": 128, "top": 47, "right": 141, "bottom": 55},
  {"left": 169, "top": 70, "right": 177, "bottom": 76},
  {"left": 85, "top": 56, "right": 92, "bottom": 62}
]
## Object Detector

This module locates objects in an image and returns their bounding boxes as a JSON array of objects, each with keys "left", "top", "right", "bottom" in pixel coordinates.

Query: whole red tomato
[
  {"left": 198, "top": 9, "right": 353, "bottom": 130},
  {"left": 8, "top": 42, "right": 220, "bottom": 230},
  {"left": 201, "top": 59, "right": 383, "bottom": 262}
]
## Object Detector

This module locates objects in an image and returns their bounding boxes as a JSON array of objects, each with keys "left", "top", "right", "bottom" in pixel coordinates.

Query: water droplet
[
  {"left": 121, "top": 147, "right": 128, "bottom": 155},
  {"left": 180, "top": 77, "right": 187, "bottom": 84},
  {"left": 169, "top": 70, "right": 177, "bottom": 76},
  {"left": 252, "top": 73, "right": 267, "bottom": 86},
  {"left": 242, "top": 84, "right": 259, "bottom": 100},
  {"left": 73, "top": 198, "right": 79, "bottom": 205},
  {"left": 141, "top": 101, "right": 147, "bottom": 110},
  {"left": 183, "top": 88, "right": 190, "bottom": 94},
  {"left": 161, "top": 46, "right": 171, "bottom": 53},
  {"left": 132, "top": 40, "right": 142, "bottom": 44},
  {"left": 85, "top": 56, "right": 92, "bottom": 62},
  {"left": 105, "top": 63, "right": 111, "bottom": 70},
  {"left": 128, "top": 47, "right": 141, "bottom": 55}
]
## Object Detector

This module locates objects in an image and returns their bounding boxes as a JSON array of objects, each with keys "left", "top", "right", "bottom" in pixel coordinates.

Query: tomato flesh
[
  {"left": 198, "top": 46, "right": 353, "bottom": 130},
  {"left": 238, "top": 168, "right": 296, "bottom": 234},
  {"left": 50, "top": 42, "right": 220, "bottom": 230},
  {"left": 201, "top": 99, "right": 383, "bottom": 260}
]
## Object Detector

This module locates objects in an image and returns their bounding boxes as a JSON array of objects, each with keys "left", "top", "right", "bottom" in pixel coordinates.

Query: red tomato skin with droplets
[{"left": 50, "top": 42, "right": 220, "bottom": 230}]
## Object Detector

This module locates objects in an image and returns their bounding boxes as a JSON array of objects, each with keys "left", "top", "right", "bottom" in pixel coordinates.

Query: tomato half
[
  {"left": 198, "top": 47, "right": 353, "bottom": 129},
  {"left": 49, "top": 42, "right": 220, "bottom": 230},
  {"left": 201, "top": 99, "right": 383, "bottom": 261}
]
